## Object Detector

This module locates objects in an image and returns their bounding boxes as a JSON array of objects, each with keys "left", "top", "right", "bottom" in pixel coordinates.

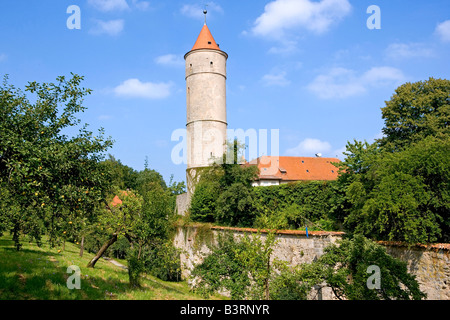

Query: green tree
[
  {"left": 189, "top": 139, "right": 259, "bottom": 227},
  {"left": 102, "top": 154, "right": 138, "bottom": 191},
  {"left": 189, "top": 180, "right": 221, "bottom": 222},
  {"left": 337, "top": 78, "right": 450, "bottom": 244},
  {"left": 379, "top": 77, "right": 450, "bottom": 151},
  {"left": 215, "top": 182, "right": 256, "bottom": 227},
  {"left": 87, "top": 189, "right": 142, "bottom": 268},
  {"left": 126, "top": 182, "right": 179, "bottom": 286},
  {"left": 191, "top": 231, "right": 277, "bottom": 300},
  {"left": 0, "top": 74, "right": 113, "bottom": 249},
  {"left": 296, "top": 235, "right": 426, "bottom": 300},
  {"left": 344, "top": 136, "right": 449, "bottom": 243},
  {"left": 135, "top": 167, "right": 167, "bottom": 196}
]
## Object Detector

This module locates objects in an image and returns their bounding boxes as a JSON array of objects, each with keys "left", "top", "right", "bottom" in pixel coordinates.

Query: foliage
[
  {"left": 102, "top": 154, "right": 139, "bottom": 191},
  {"left": 189, "top": 180, "right": 221, "bottom": 222},
  {"left": 215, "top": 183, "right": 257, "bottom": 227},
  {"left": 191, "top": 231, "right": 277, "bottom": 300},
  {"left": 142, "top": 241, "right": 182, "bottom": 282},
  {"left": 135, "top": 168, "right": 167, "bottom": 196},
  {"left": 295, "top": 235, "right": 426, "bottom": 300},
  {"left": 252, "top": 181, "right": 345, "bottom": 231},
  {"left": 269, "top": 261, "right": 311, "bottom": 300},
  {"left": 125, "top": 182, "right": 179, "bottom": 285},
  {"left": 167, "top": 174, "right": 186, "bottom": 196},
  {"left": 189, "top": 140, "right": 259, "bottom": 227},
  {"left": 343, "top": 136, "right": 449, "bottom": 243},
  {"left": 336, "top": 78, "right": 450, "bottom": 244},
  {"left": 378, "top": 77, "right": 450, "bottom": 151},
  {"left": 0, "top": 74, "right": 113, "bottom": 249}
]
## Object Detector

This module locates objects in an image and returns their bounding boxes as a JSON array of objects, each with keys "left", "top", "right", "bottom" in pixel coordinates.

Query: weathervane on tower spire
[{"left": 203, "top": 5, "right": 208, "bottom": 25}]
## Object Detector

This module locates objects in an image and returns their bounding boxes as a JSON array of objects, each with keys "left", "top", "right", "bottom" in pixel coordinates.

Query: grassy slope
[{"left": 0, "top": 234, "right": 216, "bottom": 300}]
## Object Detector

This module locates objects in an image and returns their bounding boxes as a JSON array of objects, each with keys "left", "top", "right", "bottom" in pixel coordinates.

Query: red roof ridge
[{"left": 249, "top": 156, "right": 341, "bottom": 182}]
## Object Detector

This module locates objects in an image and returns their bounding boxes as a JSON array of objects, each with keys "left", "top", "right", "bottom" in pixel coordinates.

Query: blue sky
[{"left": 1, "top": 0, "right": 449, "bottom": 185}]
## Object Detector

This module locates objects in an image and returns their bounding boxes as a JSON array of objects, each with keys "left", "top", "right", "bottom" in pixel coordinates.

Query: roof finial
[{"left": 203, "top": 5, "right": 208, "bottom": 25}]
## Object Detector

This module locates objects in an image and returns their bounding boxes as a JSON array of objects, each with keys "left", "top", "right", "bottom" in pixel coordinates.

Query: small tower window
[{"left": 208, "top": 41, "right": 212, "bottom": 45}]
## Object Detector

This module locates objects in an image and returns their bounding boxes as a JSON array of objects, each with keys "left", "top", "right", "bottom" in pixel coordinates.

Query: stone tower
[{"left": 184, "top": 22, "right": 228, "bottom": 196}]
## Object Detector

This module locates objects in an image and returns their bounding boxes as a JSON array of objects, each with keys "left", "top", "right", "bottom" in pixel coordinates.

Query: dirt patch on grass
[{"left": 17, "top": 273, "right": 26, "bottom": 286}]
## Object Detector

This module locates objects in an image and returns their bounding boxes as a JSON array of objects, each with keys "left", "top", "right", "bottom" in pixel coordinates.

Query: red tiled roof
[
  {"left": 191, "top": 24, "right": 221, "bottom": 51},
  {"left": 110, "top": 190, "right": 129, "bottom": 207},
  {"left": 248, "top": 156, "right": 341, "bottom": 182},
  {"left": 110, "top": 195, "right": 122, "bottom": 207}
]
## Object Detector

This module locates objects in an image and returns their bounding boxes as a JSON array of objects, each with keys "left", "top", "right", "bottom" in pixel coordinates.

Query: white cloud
[
  {"left": 155, "top": 54, "right": 184, "bottom": 67},
  {"left": 114, "top": 78, "right": 173, "bottom": 99},
  {"left": 88, "top": 0, "right": 129, "bottom": 12},
  {"left": 89, "top": 19, "right": 124, "bottom": 36},
  {"left": 385, "top": 43, "right": 434, "bottom": 59},
  {"left": 131, "top": 0, "right": 150, "bottom": 11},
  {"left": 181, "top": 2, "right": 223, "bottom": 20},
  {"left": 98, "top": 114, "right": 112, "bottom": 121},
  {"left": 262, "top": 71, "right": 290, "bottom": 87},
  {"left": 0, "top": 53, "right": 6, "bottom": 62},
  {"left": 286, "top": 138, "right": 332, "bottom": 156},
  {"left": 267, "top": 40, "right": 299, "bottom": 55},
  {"left": 435, "top": 20, "right": 450, "bottom": 42},
  {"left": 251, "top": 0, "right": 351, "bottom": 40},
  {"left": 361, "top": 66, "right": 406, "bottom": 87},
  {"left": 307, "top": 66, "right": 405, "bottom": 99}
]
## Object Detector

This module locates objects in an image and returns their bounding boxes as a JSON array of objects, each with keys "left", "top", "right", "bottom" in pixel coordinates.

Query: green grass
[{"left": 0, "top": 234, "right": 220, "bottom": 300}]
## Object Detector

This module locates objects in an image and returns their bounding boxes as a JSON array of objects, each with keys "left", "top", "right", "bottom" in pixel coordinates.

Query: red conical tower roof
[{"left": 191, "top": 24, "right": 221, "bottom": 51}]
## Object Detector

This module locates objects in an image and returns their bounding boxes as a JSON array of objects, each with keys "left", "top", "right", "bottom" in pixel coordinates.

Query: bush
[
  {"left": 189, "top": 181, "right": 220, "bottom": 223},
  {"left": 215, "top": 183, "right": 256, "bottom": 227},
  {"left": 144, "top": 242, "right": 182, "bottom": 282},
  {"left": 253, "top": 181, "right": 345, "bottom": 231}
]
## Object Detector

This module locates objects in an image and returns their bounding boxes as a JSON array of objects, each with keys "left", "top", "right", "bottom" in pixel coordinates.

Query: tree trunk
[
  {"left": 137, "top": 244, "right": 142, "bottom": 260},
  {"left": 87, "top": 233, "right": 118, "bottom": 268},
  {"left": 79, "top": 235, "right": 85, "bottom": 257}
]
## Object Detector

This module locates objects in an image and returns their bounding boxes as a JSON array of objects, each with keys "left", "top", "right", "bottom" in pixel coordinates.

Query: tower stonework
[{"left": 185, "top": 24, "right": 228, "bottom": 197}]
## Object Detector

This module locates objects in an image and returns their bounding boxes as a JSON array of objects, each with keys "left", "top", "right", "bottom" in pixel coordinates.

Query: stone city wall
[{"left": 174, "top": 224, "right": 450, "bottom": 300}]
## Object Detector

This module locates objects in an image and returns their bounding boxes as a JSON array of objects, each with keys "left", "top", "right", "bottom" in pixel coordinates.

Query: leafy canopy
[{"left": 0, "top": 74, "right": 113, "bottom": 249}]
